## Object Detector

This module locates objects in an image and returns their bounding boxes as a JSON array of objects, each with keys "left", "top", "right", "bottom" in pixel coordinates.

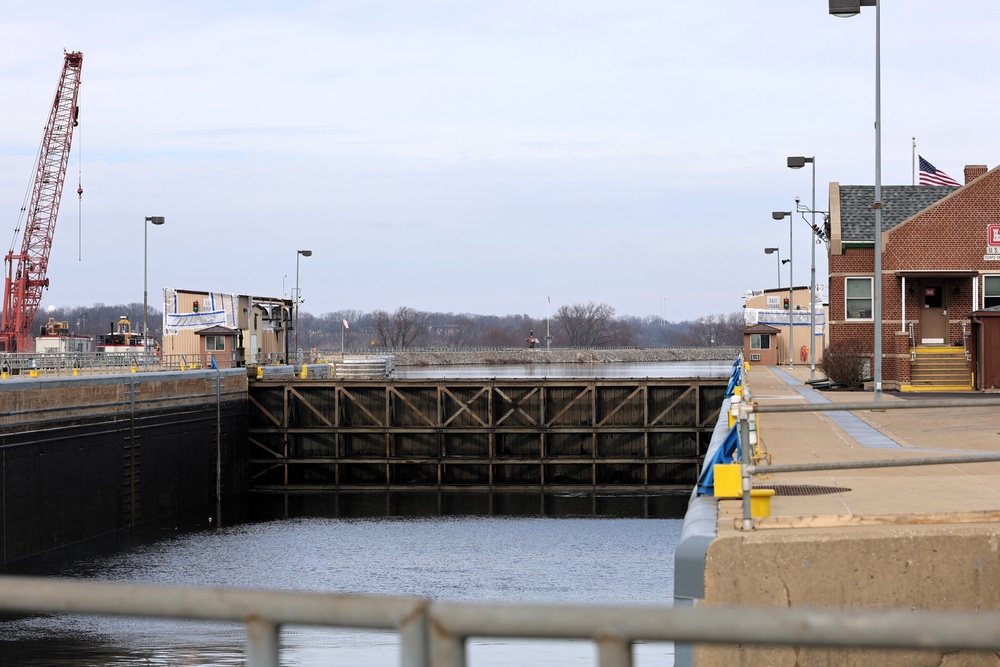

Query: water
[
  {"left": 0, "top": 492, "right": 685, "bottom": 666},
  {"left": 394, "top": 359, "right": 731, "bottom": 379}
]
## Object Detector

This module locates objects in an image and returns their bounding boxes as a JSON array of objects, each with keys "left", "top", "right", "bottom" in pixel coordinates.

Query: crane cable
[{"left": 77, "top": 120, "right": 83, "bottom": 261}]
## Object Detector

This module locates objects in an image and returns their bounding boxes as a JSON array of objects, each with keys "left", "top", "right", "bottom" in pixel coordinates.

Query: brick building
[{"left": 828, "top": 164, "right": 998, "bottom": 390}]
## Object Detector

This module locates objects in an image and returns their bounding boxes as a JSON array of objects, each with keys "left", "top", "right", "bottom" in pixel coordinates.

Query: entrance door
[{"left": 919, "top": 282, "right": 948, "bottom": 344}]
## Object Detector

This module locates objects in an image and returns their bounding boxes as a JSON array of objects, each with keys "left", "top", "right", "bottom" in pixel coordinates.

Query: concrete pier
[{"left": 679, "top": 364, "right": 1000, "bottom": 666}]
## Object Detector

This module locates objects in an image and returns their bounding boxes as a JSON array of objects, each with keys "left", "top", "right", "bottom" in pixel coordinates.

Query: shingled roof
[{"left": 838, "top": 185, "right": 958, "bottom": 242}]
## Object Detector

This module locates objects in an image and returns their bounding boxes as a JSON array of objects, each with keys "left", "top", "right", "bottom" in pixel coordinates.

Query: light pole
[
  {"left": 773, "top": 211, "right": 794, "bottom": 367},
  {"left": 143, "top": 216, "right": 165, "bottom": 362},
  {"left": 788, "top": 156, "right": 817, "bottom": 380},
  {"left": 764, "top": 247, "right": 781, "bottom": 292},
  {"left": 829, "top": 0, "right": 881, "bottom": 401},
  {"left": 294, "top": 249, "right": 312, "bottom": 361}
]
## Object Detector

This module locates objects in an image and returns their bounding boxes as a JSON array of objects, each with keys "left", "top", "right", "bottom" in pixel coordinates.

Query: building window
[
  {"left": 985, "top": 276, "right": 1000, "bottom": 309},
  {"left": 750, "top": 333, "right": 771, "bottom": 350},
  {"left": 205, "top": 336, "right": 226, "bottom": 351},
  {"left": 845, "top": 277, "right": 873, "bottom": 320}
]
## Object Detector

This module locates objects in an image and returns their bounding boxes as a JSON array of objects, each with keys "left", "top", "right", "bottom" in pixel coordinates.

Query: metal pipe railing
[{"left": 4, "top": 576, "right": 1000, "bottom": 666}]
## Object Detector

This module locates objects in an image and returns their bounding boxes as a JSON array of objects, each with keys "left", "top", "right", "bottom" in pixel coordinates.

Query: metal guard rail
[{"left": 4, "top": 576, "right": 1000, "bottom": 667}]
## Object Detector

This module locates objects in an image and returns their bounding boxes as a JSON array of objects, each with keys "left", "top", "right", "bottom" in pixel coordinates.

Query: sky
[{"left": 2, "top": 1, "right": 999, "bottom": 323}]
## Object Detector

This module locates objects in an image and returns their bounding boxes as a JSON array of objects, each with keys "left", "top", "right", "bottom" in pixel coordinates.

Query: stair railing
[
  {"left": 962, "top": 321, "right": 971, "bottom": 362},
  {"left": 908, "top": 322, "right": 916, "bottom": 361}
]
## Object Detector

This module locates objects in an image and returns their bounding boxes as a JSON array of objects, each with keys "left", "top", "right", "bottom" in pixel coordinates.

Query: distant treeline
[{"left": 34, "top": 301, "right": 745, "bottom": 351}]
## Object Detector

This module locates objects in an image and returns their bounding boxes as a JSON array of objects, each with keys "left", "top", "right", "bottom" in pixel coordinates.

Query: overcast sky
[{"left": 1, "top": 1, "right": 998, "bottom": 322}]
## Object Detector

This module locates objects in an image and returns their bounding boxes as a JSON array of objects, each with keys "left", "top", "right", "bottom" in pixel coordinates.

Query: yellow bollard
[
  {"left": 300, "top": 364, "right": 308, "bottom": 379},
  {"left": 750, "top": 488, "right": 775, "bottom": 518},
  {"left": 29, "top": 369, "right": 39, "bottom": 378},
  {"left": 72, "top": 368, "right": 79, "bottom": 376},
  {"left": 131, "top": 366, "right": 137, "bottom": 373},
  {"left": 1, "top": 371, "right": 6, "bottom": 380}
]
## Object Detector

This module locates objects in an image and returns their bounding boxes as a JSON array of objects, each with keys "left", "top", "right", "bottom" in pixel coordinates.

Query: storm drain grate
[{"left": 756, "top": 484, "right": 851, "bottom": 496}]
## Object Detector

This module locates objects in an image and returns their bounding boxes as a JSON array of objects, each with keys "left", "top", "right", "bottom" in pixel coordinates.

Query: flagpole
[
  {"left": 341, "top": 321, "right": 345, "bottom": 356},
  {"left": 912, "top": 137, "right": 916, "bottom": 185}
]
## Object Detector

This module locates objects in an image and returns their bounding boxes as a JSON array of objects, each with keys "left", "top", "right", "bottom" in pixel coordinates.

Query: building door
[{"left": 919, "top": 282, "right": 948, "bottom": 344}]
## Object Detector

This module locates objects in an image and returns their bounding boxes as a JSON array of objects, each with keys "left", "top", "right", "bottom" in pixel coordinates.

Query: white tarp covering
[{"left": 162, "top": 289, "right": 239, "bottom": 335}]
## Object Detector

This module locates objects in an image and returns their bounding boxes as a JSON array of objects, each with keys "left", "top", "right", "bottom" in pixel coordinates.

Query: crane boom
[{"left": 1, "top": 51, "right": 83, "bottom": 352}]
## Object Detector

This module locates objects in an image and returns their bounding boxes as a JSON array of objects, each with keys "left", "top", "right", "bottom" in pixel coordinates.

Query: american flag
[{"left": 918, "top": 156, "right": 961, "bottom": 187}]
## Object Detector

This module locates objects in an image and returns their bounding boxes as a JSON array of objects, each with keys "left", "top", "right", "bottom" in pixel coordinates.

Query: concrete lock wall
[{"left": 0, "top": 369, "right": 248, "bottom": 565}]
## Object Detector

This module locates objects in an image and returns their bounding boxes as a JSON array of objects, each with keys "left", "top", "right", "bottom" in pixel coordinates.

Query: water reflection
[{"left": 0, "top": 492, "right": 684, "bottom": 666}]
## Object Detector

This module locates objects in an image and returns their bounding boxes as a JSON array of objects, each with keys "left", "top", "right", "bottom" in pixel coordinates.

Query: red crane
[{"left": 0, "top": 51, "right": 83, "bottom": 352}]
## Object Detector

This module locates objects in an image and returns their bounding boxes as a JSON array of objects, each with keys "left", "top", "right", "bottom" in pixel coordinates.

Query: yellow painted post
[
  {"left": 300, "top": 364, "right": 307, "bottom": 379},
  {"left": 72, "top": 368, "right": 80, "bottom": 376},
  {"left": 29, "top": 369, "right": 39, "bottom": 378},
  {"left": 1, "top": 372, "right": 7, "bottom": 380},
  {"left": 750, "top": 489, "right": 775, "bottom": 517}
]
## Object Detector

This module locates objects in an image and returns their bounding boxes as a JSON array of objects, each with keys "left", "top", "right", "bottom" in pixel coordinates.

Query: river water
[{"left": 0, "top": 492, "right": 687, "bottom": 666}]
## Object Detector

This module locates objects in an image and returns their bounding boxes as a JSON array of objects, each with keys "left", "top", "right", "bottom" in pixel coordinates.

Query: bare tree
[
  {"left": 553, "top": 301, "right": 618, "bottom": 347},
  {"left": 372, "top": 307, "right": 432, "bottom": 349},
  {"left": 678, "top": 312, "right": 744, "bottom": 346}
]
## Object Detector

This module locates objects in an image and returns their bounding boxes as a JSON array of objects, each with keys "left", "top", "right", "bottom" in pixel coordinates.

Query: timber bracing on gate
[{"left": 247, "top": 377, "right": 727, "bottom": 492}]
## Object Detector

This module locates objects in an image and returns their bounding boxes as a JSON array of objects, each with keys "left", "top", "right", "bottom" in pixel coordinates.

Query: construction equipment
[{"left": 0, "top": 51, "right": 83, "bottom": 352}]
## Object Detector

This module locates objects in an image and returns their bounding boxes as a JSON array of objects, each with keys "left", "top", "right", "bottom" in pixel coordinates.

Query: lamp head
[
  {"left": 772, "top": 211, "right": 792, "bottom": 220},
  {"left": 829, "top": 0, "right": 875, "bottom": 17},
  {"left": 145, "top": 216, "right": 165, "bottom": 225},
  {"left": 298, "top": 249, "right": 313, "bottom": 257},
  {"left": 764, "top": 247, "right": 779, "bottom": 255},
  {"left": 786, "top": 156, "right": 814, "bottom": 169}
]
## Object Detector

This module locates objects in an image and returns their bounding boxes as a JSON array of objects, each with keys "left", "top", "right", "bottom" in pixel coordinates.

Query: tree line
[{"left": 32, "top": 301, "right": 745, "bottom": 351}]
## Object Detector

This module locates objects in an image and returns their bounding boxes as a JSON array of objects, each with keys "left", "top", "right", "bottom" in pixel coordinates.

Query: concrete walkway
[{"left": 734, "top": 364, "right": 1000, "bottom": 518}]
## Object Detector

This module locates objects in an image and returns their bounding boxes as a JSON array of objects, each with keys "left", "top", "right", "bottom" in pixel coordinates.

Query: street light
[
  {"left": 294, "top": 249, "right": 312, "bottom": 361},
  {"left": 143, "top": 216, "right": 165, "bottom": 363},
  {"left": 829, "top": 0, "right": 881, "bottom": 401},
  {"left": 764, "top": 247, "right": 781, "bottom": 292},
  {"left": 773, "top": 211, "right": 794, "bottom": 367},
  {"left": 788, "top": 156, "right": 817, "bottom": 380}
]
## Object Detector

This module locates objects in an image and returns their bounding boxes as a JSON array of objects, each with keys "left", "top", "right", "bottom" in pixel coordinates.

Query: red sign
[{"left": 989, "top": 224, "right": 1000, "bottom": 246}]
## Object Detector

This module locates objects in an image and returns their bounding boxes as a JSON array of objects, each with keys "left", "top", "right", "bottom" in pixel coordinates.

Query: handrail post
[
  {"left": 597, "top": 633, "right": 633, "bottom": 667},
  {"left": 245, "top": 616, "right": 280, "bottom": 667},
  {"left": 400, "top": 602, "right": 431, "bottom": 667}
]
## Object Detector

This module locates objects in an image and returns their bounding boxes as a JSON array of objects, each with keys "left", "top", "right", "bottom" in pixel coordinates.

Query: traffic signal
[
  {"left": 193, "top": 301, "right": 199, "bottom": 313},
  {"left": 783, "top": 297, "right": 789, "bottom": 310}
]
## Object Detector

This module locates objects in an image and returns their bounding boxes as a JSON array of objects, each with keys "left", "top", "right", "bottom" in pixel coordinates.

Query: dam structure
[{"left": 247, "top": 375, "right": 728, "bottom": 492}]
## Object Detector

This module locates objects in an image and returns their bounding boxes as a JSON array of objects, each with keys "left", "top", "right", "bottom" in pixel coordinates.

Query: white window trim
[
  {"left": 984, "top": 274, "right": 1000, "bottom": 309},
  {"left": 845, "top": 276, "right": 874, "bottom": 321}
]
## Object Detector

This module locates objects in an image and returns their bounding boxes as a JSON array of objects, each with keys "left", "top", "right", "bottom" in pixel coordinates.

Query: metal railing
[
  {"left": 0, "top": 352, "right": 246, "bottom": 377},
  {"left": 962, "top": 320, "right": 971, "bottom": 361},
  {"left": 908, "top": 321, "right": 916, "bottom": 360},
  {"left": 3, "top": 576, "right": 1000, "bottom": 667}
]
